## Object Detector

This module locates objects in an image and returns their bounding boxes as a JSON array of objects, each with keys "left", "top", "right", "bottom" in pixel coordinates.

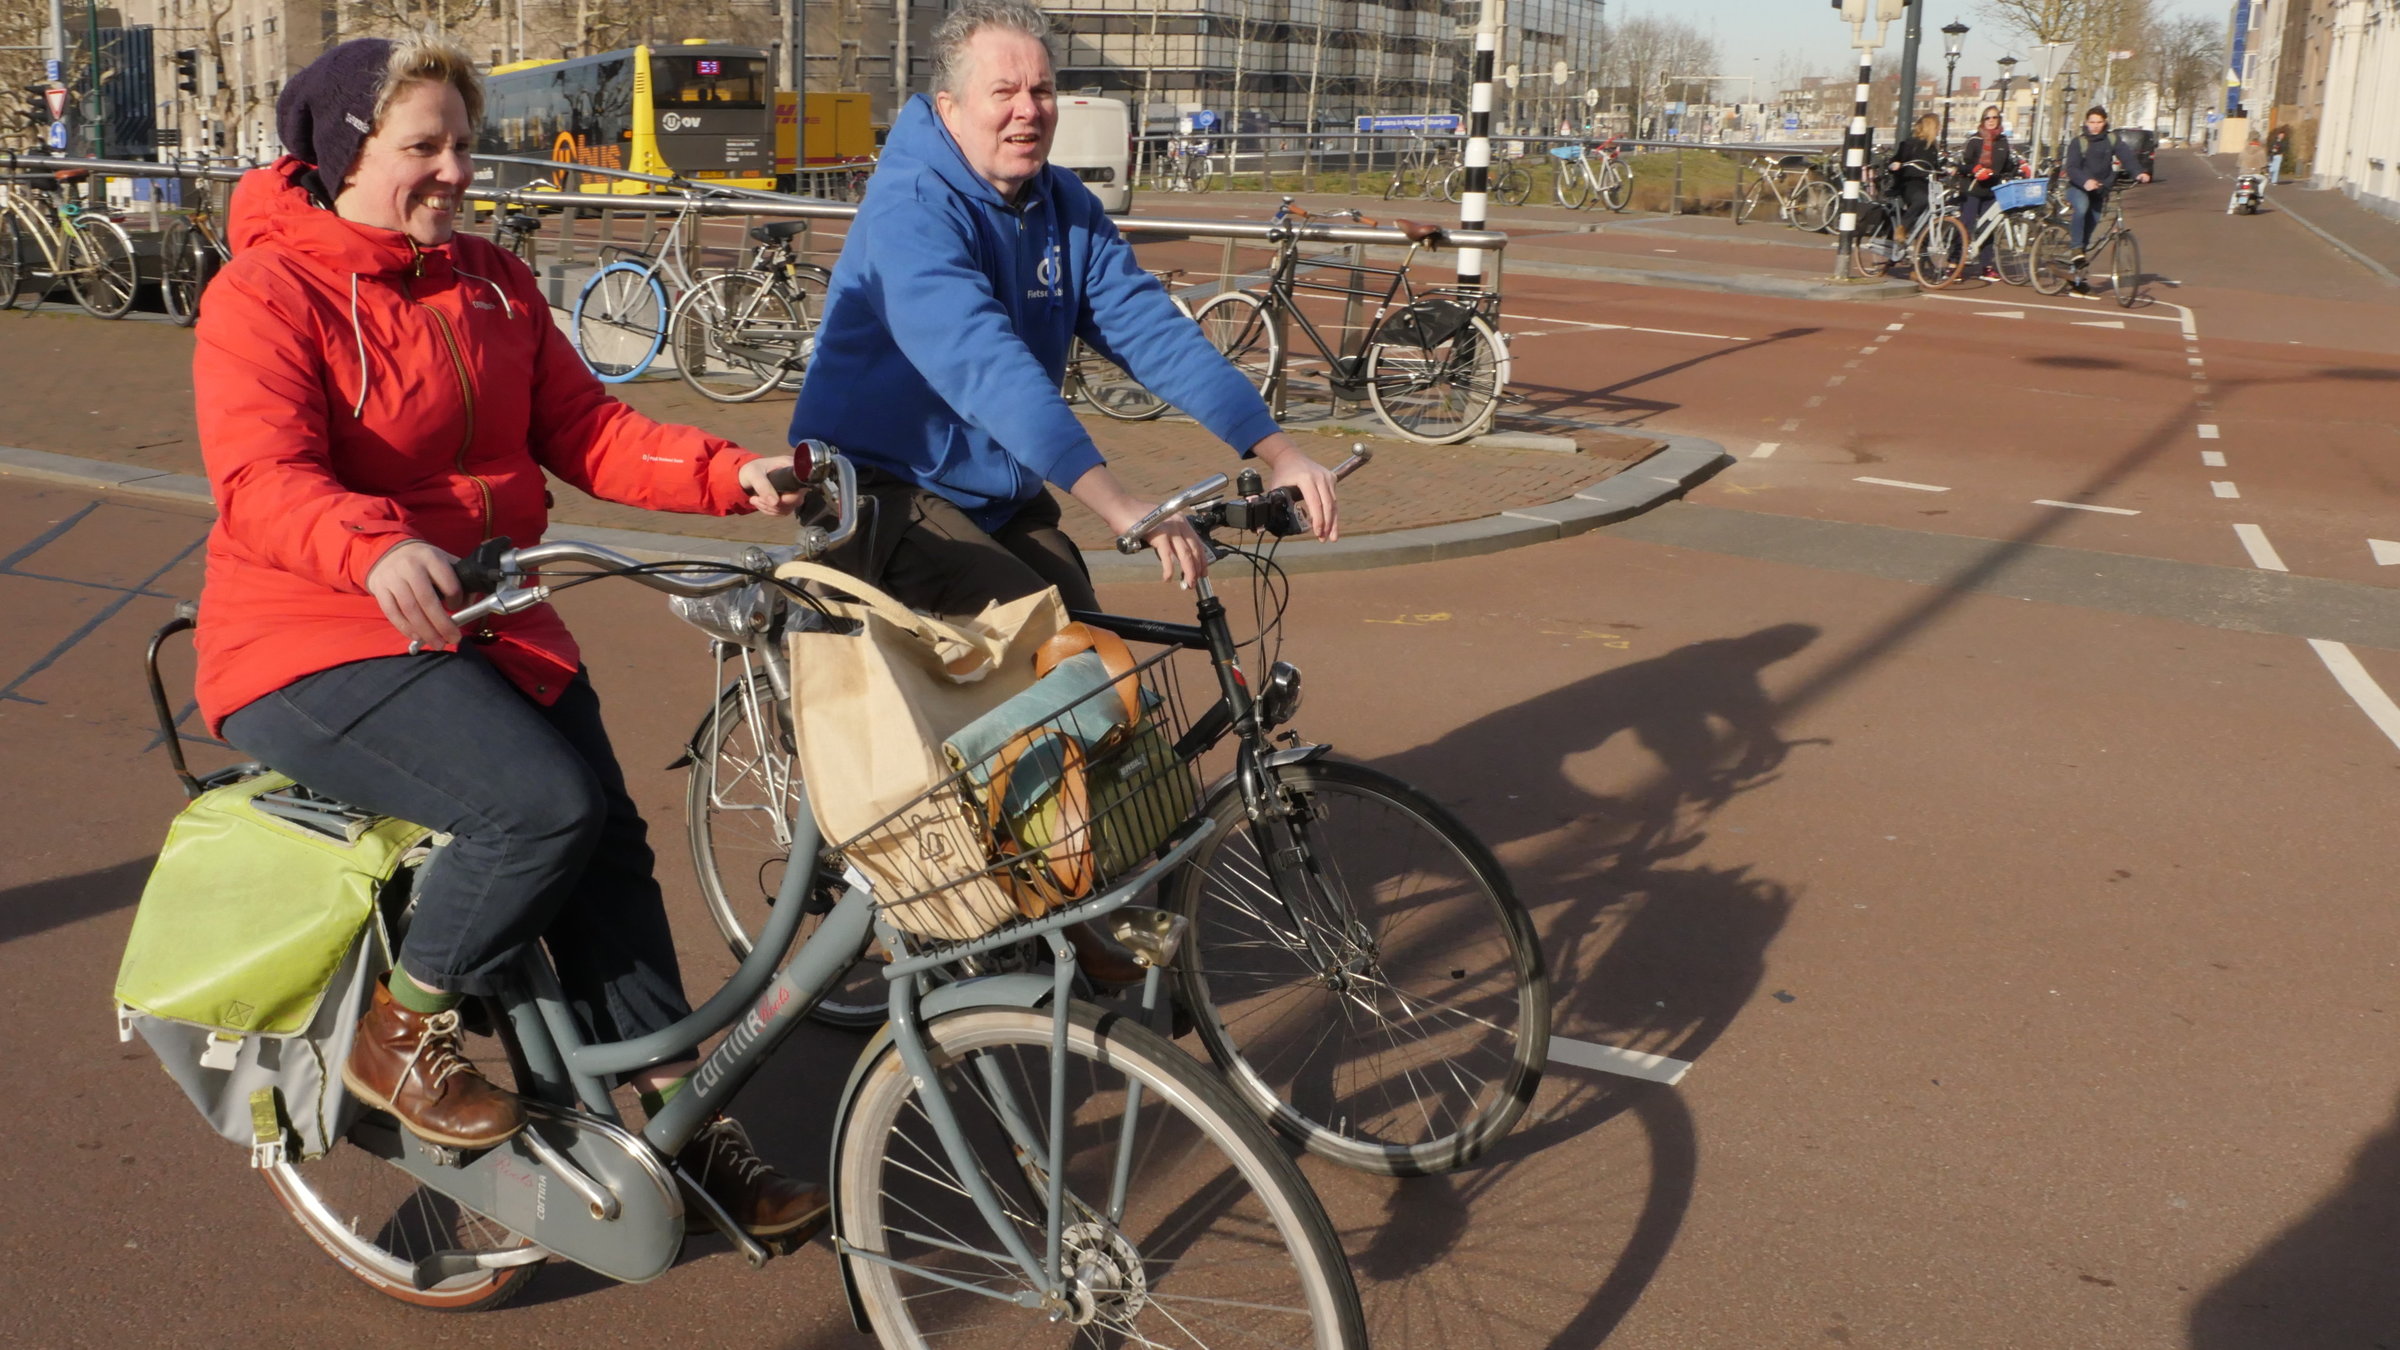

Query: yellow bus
[{"left": 476, "top": 42, "right": 775, "bottom": 195}]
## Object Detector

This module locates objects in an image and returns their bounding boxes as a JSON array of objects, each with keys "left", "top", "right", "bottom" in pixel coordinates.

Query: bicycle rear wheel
[
  {"left": 1169, "top": 759, "right": 1549, "bottom": 1174},
  {"left": 689, "top": 673, "right": 885, "bottom": 1028},
  {"left": 0, "top": 215, "right": 22, "bottom": 308},
  {"left": 1598, "top": 161, "right": 1632, "bottom": 212},
  {"left": 2108, "top": 230, "right": 2142, "bottom": 308},
  {"left": 1188, "top": 156, "right": 1217, "bottom": 192},
  {"left": 1791, "top": 179, "right": 1838, "bottom": 233},
  {"left": 1498, "top": 164, "right": 1534, "bottom": 207},
  {"left": 1191, "top": 289, "right": 1280, "bottom": 396},
  {"left": 1440, "top": 164, "right": 1465, "bottom": 204},
  {"left": 160, "top": 220, "right": 211, "bottom": 326},
  {"left": 263, "top": 980, "right": 543, "bottom": 1311},
  {"left": 1365, "top": 311, "right": 1506, "bottom": 445},
  {"left": 1069, "top": 339, "right": 1172, "bottom": 421},
  {"left": 837, "top": 1003, "right": 1367, "bottom": 1348},
  {"left": 1734, "top": 177, "right": 1768, "bottom": 224},
  {"left": 571, "top": 261, "right": 667, "bottom": 381},
  {"left": 671, "top": 270, "right": 798, "bottom": 403},
  {"left": 2029, "top": 221, "right": 2075, "bottom": 296},
  {"left": 69, "top": 215, "right": 137, "bottom": 318}
]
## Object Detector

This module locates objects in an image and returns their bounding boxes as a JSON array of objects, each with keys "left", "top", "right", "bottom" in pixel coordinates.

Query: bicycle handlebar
[
  {"left": 434, "top": 444, "right": 859, "bottom": 636},
  {"left": 1113, "top": 447, "right": 1373, "bottom": 555}
]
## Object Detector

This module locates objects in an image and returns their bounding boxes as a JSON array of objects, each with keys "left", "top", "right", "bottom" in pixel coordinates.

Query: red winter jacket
[{"left": 192, "top": 159, "right": 759, "bottom": 730}]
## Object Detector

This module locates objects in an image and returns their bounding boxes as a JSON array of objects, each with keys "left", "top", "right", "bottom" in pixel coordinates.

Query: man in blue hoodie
[{"left": 789, "top": 0, "right": 1339, "bottom": 616}]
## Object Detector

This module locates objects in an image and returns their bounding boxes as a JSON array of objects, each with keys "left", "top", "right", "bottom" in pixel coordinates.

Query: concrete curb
[
  {"left": 0, "top": 434, "right": 1732, "bottom": 575},
  {"left": 1502, "top": 253, "right": 1920, "bottom": 303}
]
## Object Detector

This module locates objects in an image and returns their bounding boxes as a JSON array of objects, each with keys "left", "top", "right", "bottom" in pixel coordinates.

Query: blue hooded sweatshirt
[{"left": 788, "top": 95, "right": 1281, "bottom": 532}]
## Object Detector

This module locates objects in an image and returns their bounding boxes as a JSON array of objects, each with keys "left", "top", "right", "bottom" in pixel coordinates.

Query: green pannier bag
[{"left": 114, "top": 772, "right": 430, "bottom": 1166}]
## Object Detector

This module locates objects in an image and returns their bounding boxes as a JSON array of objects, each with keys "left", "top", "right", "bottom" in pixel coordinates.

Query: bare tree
[
  {"left": 2140, "top": 13, "right": 2219, "bottom": 134},
  {"left": 1602, "top": 11, "right": 1717, "bottom": 137}
]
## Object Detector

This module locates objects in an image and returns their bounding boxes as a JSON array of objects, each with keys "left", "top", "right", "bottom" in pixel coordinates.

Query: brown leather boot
[
  {"left": 1066, "top": 919, "right": 1148, "bottom": 988},
  {"left": 341, "top": 978, "right": 525, "bottom": 1151},
  {"left": 678, "top": 1115, "right": 830, "bottom": 1240}
]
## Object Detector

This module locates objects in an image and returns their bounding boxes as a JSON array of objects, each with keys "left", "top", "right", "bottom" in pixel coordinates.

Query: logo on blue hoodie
[{"left": 1028, "top": 243, "right": 1061, "bottom": 299}]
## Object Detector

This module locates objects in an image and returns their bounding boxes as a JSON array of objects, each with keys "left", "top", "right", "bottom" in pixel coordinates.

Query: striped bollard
[
  {"left": 1836, "top": 49, "right": 1872, "bottom": 280},
  {"left": 1457, "top": 17, "right": 1496, "bottom": 288}
]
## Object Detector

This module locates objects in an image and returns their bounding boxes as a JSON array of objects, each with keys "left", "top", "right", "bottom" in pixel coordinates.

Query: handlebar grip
[
  {"left": 452, "top": 536, "right": 514, "bottom": 596},
  {"left": 765, "top": 464, "right": 802, "bottom": 494}
]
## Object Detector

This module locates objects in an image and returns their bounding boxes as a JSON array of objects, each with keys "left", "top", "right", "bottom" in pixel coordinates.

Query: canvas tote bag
[{"left": 774, "top": 559, "right": 1068, "bottom": 942}]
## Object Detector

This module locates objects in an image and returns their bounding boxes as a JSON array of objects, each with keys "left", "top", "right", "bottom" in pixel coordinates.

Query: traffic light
[
  {"left": 19, "top": 85, "right": 46, "bottom": 131},
  {"left": 174, "top": 48, "right": 199, "bottom": 96}
]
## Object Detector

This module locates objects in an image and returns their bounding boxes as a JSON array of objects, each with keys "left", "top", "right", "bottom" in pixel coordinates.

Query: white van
[{"left": 1053, "top": 94, "right": 1133, "bottom": 214}]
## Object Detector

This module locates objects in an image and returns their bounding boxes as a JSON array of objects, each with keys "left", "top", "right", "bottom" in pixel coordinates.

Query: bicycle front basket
[{"left": 1992, "top": 178, "right": 2046, "bottom": 212}]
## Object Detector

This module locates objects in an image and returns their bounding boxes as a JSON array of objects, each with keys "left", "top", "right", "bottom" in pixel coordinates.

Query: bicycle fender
[
  {"left": 1201, "top": 740, "right": 1335, "bottom": 805},
  {"left": 664, "top": 679, "right": 743, "bottom": 770},
  {"left": 825, "top": 973, "right": 1057, "bottom": 1333}
]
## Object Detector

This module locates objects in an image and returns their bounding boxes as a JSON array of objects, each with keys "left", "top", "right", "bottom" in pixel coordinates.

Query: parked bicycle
[
  {"left": 1736, "top": 153, "right": 1839, "bottom": 233},
  {"left": 1550, "top": 138, "right": 1633, "bottom": 212},
  {"left": 569, "top": 187, "right": 724, "bottom": 382},
  {"left": 1062, "top": 268, "right": 1195, "bottom": 423},
  {"left": 143, "top": 453, "right": 1370, "bottom": 1344},
  {"left": 1441, "top": 151, "right": 1534, "bottom": 207},
  {"left": 0, "top": 168, "right": 139, "bottom": 318},
  {"left": 667, "top": 219, "right": 834, "bottom": 404},
  {"left": 687, "top": 448, "right": 1552, "bottom": 1174},
  {"left": 1194, "top": 201, "right": 1510, "bottom": 444},
  {"left": 1381, "top": 135, "right": 1451, "bottom": 201},
  {"left": 1151, "top": 138, "right": 1217, "bottom": 193},
  {"left": 158, "top": 178, "right": 233, "bottom": 326}
]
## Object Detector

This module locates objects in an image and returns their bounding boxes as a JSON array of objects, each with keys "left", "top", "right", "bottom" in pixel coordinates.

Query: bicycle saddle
[
  {"left": 1392, "top": 219, "right": 1448, "bottom": 245},
  {"left": 748, "top": 220, "right": 808, "bottom": 244}
]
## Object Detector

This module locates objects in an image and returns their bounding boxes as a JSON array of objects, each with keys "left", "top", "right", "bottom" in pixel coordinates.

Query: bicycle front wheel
[
  {"left": 1992, "top": 214, "right": 2036, "bottom": 287},
  {"left": 688, "top": 673, "right": 885, "bottom": 1028},
  {"left": 1440, "top": 164, "right": 1465, "bottom": 204},
  {"left": 160, "top": 220, "right": 211, "bottom": 326},
  {"left": 837, "top": 1003, "right": 1367, "bottom": 1348},
  {"left": 672, "top": 270, "right": 798, "bottom": 403},
  {"left": 1734, "top": 177, "right": 1767, "bottom": 224},
  {"left": 2108, "top": 230, "right": 2142, "bottom": 308},
  {"left": 1191, "top": 289, "right": 1281, "bottom": 396},
  {"left": 1913, "top": 214, "right": 1969, "bottom": 289},
  {"left": 1598, "top": 161, "right": 1632, "bottom": 212},
  {"left": 770, "top": 262, "right": 833, "bottom": 390},
  {"left": 69, "top": 215, "right": 137, "bottom": 318},
  {"left": 1170, "top": 759, "right": 1549, "bottom": 1174},
  {"left": 0, "top": 214, "right": 22, "bottom": 308},
  {"left": 571, "top": 261, "right": 667, "bottom": 381},
  {"left": 2029, "top": 221, "right": 2075, "bottom": 296},
  {"left": 1791, "top": 180, "right": 1838, "bottom": 234},
  {"left": 1365, "top": 310, "right": 1507, "bottom": 445},
  {"left": 1188, "top": 156, "right": 1217, "bottom": 192},
  {"left": 1556, "top": 165, "right": 1595, "bottom": 210}
]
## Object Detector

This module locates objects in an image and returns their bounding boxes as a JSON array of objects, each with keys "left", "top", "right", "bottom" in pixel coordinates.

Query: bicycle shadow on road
[
  {"left": 0, "top": 856, "right": 153, "bottom": 948},
  {"left": 2188, "top": 1085, "right": 2400, "bottom": 1347},
  {"left": 1302, "top": 623, "right": 1823, "bottom": 1348}
]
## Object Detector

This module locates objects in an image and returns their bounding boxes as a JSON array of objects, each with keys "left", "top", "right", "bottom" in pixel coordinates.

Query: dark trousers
[
  {"left": 829, "top": 467, "right": 1099, "bottom": 619},
  {"left": 1894, "top": 178, "right": 1929, "bottom": 236},
  {"left": 221, "top": 649, "right": 693, "bottom": 1050},
  {"left": 2068, "top": 185, "right": 2107, "bottom": 253},
  {"left": 1960, "top": 192, "right": 1996, "bottom": 269}
]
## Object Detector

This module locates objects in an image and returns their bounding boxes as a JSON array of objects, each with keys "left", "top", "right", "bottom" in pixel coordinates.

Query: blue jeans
[
  {"left": 221, "top": 648, "right": 693, "bottom": 1049},
  {"left": 2068, "top": 185, "right": 2106, "bottom": 253}
]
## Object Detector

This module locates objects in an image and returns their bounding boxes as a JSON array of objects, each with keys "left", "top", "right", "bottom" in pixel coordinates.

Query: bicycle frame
[{"left": 1253, "top": 227, "right": 1495, "bottom": 405}]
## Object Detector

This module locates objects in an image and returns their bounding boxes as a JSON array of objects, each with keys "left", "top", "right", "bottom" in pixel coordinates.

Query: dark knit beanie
[{"left": 276, "top": 38, "right": 396, "bottom": 197}]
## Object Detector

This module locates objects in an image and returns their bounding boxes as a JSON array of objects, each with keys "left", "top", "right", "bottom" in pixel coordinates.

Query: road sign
[
  {"left": 1583, "top": 88, "right": 1600, "bottom": 109},
  {"left": 1354, "top": 113, "right": 1463, "bottom": 134},
  {"left": 1552, "top": 60, "right": 1569, "bottom": 86},
  {"left": 47, "top": 120, "right": 67, "bottom": 151},
  {"left": 44, "top": 86, "right": 67, "bottom": 121},
  {"left": 45, "top": 58, "right": 61, "bottom": 81},
  {"left": 1785, "top": 113, "right": 1801, "bottom": 131}
]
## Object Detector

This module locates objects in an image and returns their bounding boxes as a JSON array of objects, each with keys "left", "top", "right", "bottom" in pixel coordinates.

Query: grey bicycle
[{"left": 161, "top": 451, "right": 1366, "bottom": 1344}]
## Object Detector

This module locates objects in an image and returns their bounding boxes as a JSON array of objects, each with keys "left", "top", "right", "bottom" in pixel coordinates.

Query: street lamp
[{"left": 1940, "top": 20, "right": 1969, "bottom": 144}]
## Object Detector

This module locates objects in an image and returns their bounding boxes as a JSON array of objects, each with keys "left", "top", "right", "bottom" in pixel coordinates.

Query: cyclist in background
[
  {"left": 1955, "top": 105, "right": 2017, "bottom": 281},
  {"left": 193, "top": 37, "right": 823, "bottom": 1239},
  {"left": 2061, "top": 105, "right": 2151, "bottom": 294},
  {"left": 1886, "top": 112, "right": 1944, "bottom": 236}
]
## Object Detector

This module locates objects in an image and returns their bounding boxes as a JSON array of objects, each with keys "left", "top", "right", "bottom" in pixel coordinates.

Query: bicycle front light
[{"left": 1258, "top": 661, "right": 1304, "bottom": 730}]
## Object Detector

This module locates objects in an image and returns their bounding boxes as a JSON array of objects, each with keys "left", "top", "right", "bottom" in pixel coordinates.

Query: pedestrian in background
[{"left": 1955, "top": 105, "right": 2016, "bottom": 280}]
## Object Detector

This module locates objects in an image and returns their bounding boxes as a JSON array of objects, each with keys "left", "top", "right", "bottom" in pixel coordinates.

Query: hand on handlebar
[
  {"left": 1250, "top": 433, "right": 1340, "bottom": 542},
  {"left": 739, "top": 455, "right": 804, "bottom": 516},
  {"left": 1070, "top": 464, "right": 1213, "bottom": 590},
  {"left": 366, "top": 539, "right": 463, "bottom": 648}
]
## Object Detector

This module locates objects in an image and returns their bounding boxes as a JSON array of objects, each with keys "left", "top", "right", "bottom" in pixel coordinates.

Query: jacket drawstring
[
  {"left": 452, "top": 265, "right": 515, "bottom": 320},
  {"left": 347, "top": 272, "right": 372, "bottom": 419}
]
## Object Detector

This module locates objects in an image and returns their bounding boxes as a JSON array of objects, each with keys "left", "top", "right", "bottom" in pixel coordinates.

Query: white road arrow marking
[
  {"left": 1976, "top": 310, "right": 2026, "bottom": 319},
  {"left": 2072, "top": 319, "right": 2127, "bottom": 329},
  {"left": 2371, "top": 539, "right": 2400, "bottom": 566}
]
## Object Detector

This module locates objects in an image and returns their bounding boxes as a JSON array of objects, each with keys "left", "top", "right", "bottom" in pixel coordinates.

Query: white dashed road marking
[
  {"left": 2033, "top": 499, "right": 2141, "bottom": 515},
  {"left": 2232, "top": 524, "right": 2289, "bottom": 572},
  {"left": 1752, "top": 441, "right": 1781, "bottom": 459},
  {"left": 2371, "top": 539, "right": 2400, "bottom": 566},
  {"left": 2202, "top": 451, "right": 2227, "bottom": 467},
  {"left": 1549, "top": 1036, "right": 1694, "bottom": 1085},
  {"left": 2198, "top": 424, "right": 2220, "bottom": 438},
  {"left": 1857, "top": 477, "right": 1949, "bottom": 492},
  {"left": 2211, "top": 481, "right": 2241, "bottom": 498},
  {"left": 2307, "top": 641, "right": 2400, "bottom": 754}
]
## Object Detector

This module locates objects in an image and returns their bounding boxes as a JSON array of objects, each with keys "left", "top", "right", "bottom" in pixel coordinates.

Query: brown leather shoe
[
  {"left": 678, "top": 1115, "right": 830, "bottom": 1240},
  {"left": 341, "top": 978, "right": 525, "bottom": 1151},
  {"left": 1066, "top": 919, "right": 1148, "bottom": 988}
]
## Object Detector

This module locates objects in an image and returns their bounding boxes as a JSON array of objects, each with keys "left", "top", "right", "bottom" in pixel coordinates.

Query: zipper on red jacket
[{"left": 408, "top": 245, "right": 494, "bottom": 541}]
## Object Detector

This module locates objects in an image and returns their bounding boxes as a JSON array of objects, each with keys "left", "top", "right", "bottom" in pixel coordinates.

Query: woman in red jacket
[{"left": 196, "top": 38, "right": 819, "bottom": 1238}]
